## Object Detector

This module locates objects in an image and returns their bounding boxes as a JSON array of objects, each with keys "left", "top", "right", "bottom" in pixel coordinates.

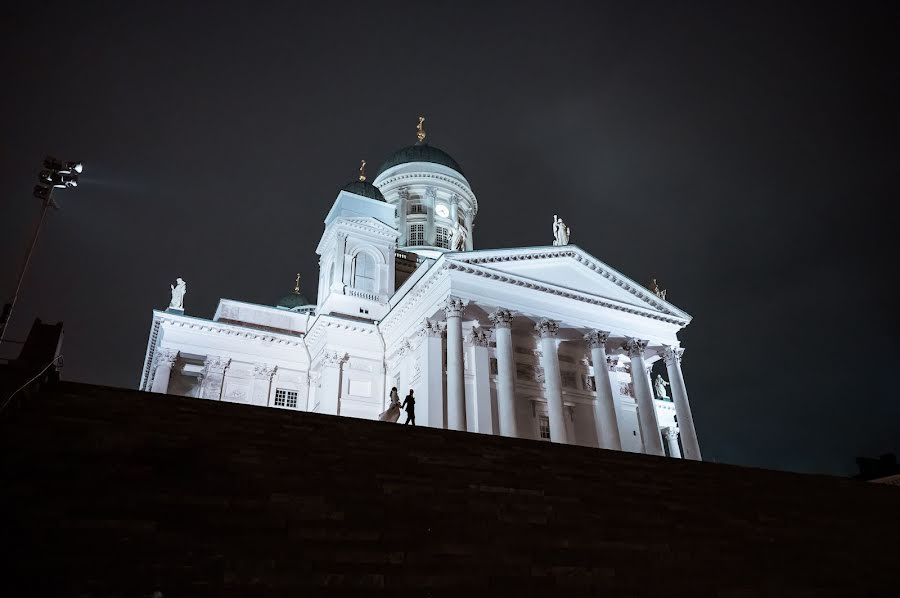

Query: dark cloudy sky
[{"left": 2, "top": 1, "right": 897, "bottom": 476}]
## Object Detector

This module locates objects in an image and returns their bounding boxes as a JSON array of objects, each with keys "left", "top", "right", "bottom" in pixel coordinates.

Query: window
[
  {"left": 435, "top": 226, "right": 450, "bottom": 249},
  {"left": 408, "top": 203, "right": 426, "bottom": 215},
  {"left": 274, "top": 388, "right": 298, "bottom": 409},
  {"left": 353, "top": 252, "right": 376, "bottom": 292},
  {"left": 561, "top": 370, "right": 576, "bottom": 388},
  {"left": 409, "top": 224, "right": 425, "bottom": 245},
  {"left": 539, "top": 416, "right": 551, "bottom": 441}
]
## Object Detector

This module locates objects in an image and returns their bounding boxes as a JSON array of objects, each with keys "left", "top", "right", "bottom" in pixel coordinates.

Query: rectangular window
[
  {"left": 408, "top": 203, "right": 426, "bottom": 215},
  {"left": 274, "top": 388, "right": 298, "bottom": 409},
  {"left": 409, "top": 224, "right": 425, "bottom": 245},
  {"left": 561, "top": 370, "right": 576, "bottom": 388},
  {"left": 435, "top": 226, "right": 450, "bottom": 249},
  {"left": 539, "top": 416, "right": 551, "bottom": 441}
]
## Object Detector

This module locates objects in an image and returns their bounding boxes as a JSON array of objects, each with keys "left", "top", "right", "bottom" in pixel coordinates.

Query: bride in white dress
[{"left": 379, "top": 387, "right": 402, "bottom": 422}]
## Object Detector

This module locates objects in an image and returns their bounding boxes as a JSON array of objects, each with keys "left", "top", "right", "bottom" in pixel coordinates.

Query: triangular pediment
[{"left": 448, "top": 246, "right": 690, "bottom": 321}]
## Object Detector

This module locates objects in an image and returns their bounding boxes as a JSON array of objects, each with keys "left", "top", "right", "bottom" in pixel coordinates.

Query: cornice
[
  {"left": 443, "top": 259, "right": 689, "bottom": 326},
  {"left": 376, "top": 172, "right": 478, "bottom": 215},
  {"left": 452, "top": 247, "right": 689, "bottom": 321},
  {"left": 154, "top": 311, "right": 304, "bottom": 347}
]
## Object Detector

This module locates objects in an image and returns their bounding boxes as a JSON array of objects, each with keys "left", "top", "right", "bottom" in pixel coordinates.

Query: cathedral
[{"left": 139, "top": 118, "right": 701, "bottom": 460}]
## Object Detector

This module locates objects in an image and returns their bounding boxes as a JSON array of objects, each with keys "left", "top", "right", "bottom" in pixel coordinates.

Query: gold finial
[
  {"left": 358, "top": 159, "right": 366, "bottom": 182},
  {"left": 293, "top": 273, "right": 301, "bottom": 294},
  {"left": 416, "top": 116, "right": 426, "bottom": 143}
]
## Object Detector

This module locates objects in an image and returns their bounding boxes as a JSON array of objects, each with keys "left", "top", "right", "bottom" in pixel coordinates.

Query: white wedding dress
[{"left": 379, "top": 392, "right": 402, "bottom": 423}]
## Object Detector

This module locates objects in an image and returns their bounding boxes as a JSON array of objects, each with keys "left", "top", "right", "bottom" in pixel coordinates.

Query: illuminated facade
[{"left": 139, "top": 122, "right": 701, "bottom": 459}]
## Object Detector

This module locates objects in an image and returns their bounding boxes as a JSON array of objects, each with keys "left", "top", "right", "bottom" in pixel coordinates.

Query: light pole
[{"left": 0, "top": 156, "right": 82, "bottom": 348}]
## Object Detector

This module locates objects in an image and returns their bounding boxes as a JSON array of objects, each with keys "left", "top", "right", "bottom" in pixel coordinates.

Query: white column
[
  {"left": 443, "top": 296, "right": 467, "bottom": 431},
  {"left": 398, "top": 186, "right": 409, "bottom": 246},
  {"left": 488, "top": 308, "right": 517, "bottom": 438},
  {"left": 425, "top": 186, "right": 437, "bottom": 246},
  {"left": 584, "top": 331, "right": 622, "bottom": 450},
  {"left": 536, "top": 319, "right": 567, "bottom": 444},
  {"left": 464, "top": 211, "right": 474, "bottom": 250},
  {"left": 318, "top": 351, "right": 347, "bottom": 415},
  {"left": 467, "top": 327, "right": 494, "bottom": 434},
  {"left": 664, "top": 427, "right": 682, "bottom": 458},
  {"left": 199, "top": 356, "right": 229, "bottom": 400},
  {"left": 624, "top": 338, "right": 664, "bottom": 456},
  {"left": 251, "top": 364, "right": 277, "bottom": 406},
  {"left": 664, "top": 346, "right": 702, "bottom": 461},
  {"left": 150, "top": 348, "right": 178, "bottom": 394},
  {"left": 415, "top": 319, "right": 445, "bottom": 428}
]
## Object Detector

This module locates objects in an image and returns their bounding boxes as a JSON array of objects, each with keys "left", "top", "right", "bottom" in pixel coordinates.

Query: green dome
[
  {"left": 375, "top": 143, "right": 464, "bottom": 177},
  {"left": 341, "top": 179, "right": 386, "bottom": 202},
  {"left": 276, "top": 291, "right": 311, "bottom": 309}
]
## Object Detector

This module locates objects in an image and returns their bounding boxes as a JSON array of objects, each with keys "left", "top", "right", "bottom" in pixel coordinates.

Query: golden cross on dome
[
  {"left": 358, "top": 159, "right": 366, "bottom": 182},
  {"left": 416, "top": 116, "right": 426, "bottom": 143},
  {"left": 294, "top": 273, "right": 301, "bottom": 294}
]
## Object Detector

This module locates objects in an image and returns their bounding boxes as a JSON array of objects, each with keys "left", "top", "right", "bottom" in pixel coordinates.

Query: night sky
[{"left": 2, "top": 1, "right": 897, "bottom": 476}]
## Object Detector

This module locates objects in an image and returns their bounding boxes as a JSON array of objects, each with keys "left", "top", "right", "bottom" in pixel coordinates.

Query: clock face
[{"left": 435, "top": 204, "right": 450, "bottom": 218}]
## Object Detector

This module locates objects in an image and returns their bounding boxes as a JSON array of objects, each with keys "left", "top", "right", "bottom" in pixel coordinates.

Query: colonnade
[{"left": 437, "top": 296, "right": 701, "bottom": 460}]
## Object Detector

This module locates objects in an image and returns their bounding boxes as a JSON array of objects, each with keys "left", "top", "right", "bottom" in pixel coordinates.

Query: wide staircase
[{"left": 1, "top": 382, "right": 897, "bottom": 596}]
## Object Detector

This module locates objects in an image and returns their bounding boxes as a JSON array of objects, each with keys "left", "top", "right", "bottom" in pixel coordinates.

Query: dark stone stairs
[{"left": 1, "top": 381, "right": 897, "bottom": 596}]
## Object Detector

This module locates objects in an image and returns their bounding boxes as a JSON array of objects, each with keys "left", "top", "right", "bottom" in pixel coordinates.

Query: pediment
[{"left": 449, "top": 246, "right": 690, "bottom": 321}]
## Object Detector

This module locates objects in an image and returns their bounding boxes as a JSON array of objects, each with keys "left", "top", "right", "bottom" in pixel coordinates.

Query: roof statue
[
  {"left": 358, "top": 159, "right": 366, "bottom": 182},
  {"left": 294, "top": 273, "right": 302, "bottom": 294},
  {"left": 650, "top": 278, "right": 667, "bottom": 300},
  {"left": 552, "top": 214, "right": 570, "bottom": 246},
  {"left": 654, "top": 374, "right": 670, "bottom": 400},
  {"left": 451, "top": 222, "right": 468, "bottom": 252},
  {"left": 168, "top": 277, "right": 186, "bottom": 311},
  {"left": 416, "top": 116, "right": 426, "bottom": 144}
]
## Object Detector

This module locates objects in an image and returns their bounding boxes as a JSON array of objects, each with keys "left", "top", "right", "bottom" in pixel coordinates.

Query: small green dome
[
  {"left": 276, "top": 290, "right": 311, "bottom": 309},
  {"left": 375, "top": 143, "right": 464, "bottom": 177},
  {"left": 341, "top": 179, "right": 386, "bottom": 202}
]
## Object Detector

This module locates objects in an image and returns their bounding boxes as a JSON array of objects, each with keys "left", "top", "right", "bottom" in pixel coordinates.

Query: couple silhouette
[{"left": 378, "top": 387, "right": 415, "bottom": 425}]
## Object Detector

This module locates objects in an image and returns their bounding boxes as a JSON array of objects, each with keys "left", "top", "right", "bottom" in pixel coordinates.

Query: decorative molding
[
  {"left": 202, "top": 355, "right": 231, "bottom": 376},
  {"left": 583, "top": 330, "right": 610, "bottom": 349},
  {"left": 488, "top": 308, "right": 513, "bottom": 329},
  {"left": 535, "top": 319, "right": 560, "bottom": 339},
  {"left": 663, "top": 346, "right": 685, "bottom": 366},
  {"left": 466, "top": 327, "right": 490, "bottom": 347},
  {"left": 442, "top": 295, "right": 466, "bottom": 318},
  {"left": 321, "top": 351, "right": 349, "bottom": 368},
  {"left": 253, "top": 364, "right": 277, "bottom": 380},
  {"left": 155, "top": 313, "right": 304, "bottom": 347},
  {"left": 155, "top": 348, "right": 179, "bottom": 368},
  {"left": 623, "top": 338, "right": 649, "bottom": 358},
  {"left": 375, "top": 172, "right": 479, "bottom": 215}
]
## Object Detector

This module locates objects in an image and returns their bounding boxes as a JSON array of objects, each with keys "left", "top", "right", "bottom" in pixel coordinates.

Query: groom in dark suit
[{"left": 401, "top": 389, "right": 416, "bottom": 426}]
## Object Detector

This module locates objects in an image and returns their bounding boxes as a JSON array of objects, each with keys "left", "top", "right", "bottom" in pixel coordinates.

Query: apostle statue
[
  {"left": 552, "top": 214, "right": 570, "bottom": 246},
  {"left": 649, "top": 278, "right": 667, "bottom": 300},
  {"left": 654, "top": 374, "right": 670, "bottom": 400},
  {"left": 451, "top": 222, "right": 468, "bottom": 251},
  {"left": 169, "top": 277, "right": 187, "bottom": 310}
]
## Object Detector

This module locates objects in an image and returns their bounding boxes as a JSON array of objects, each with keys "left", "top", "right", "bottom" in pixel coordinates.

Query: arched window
[{"left": 353, "top": 252, "right": 377, "bottom": 292}]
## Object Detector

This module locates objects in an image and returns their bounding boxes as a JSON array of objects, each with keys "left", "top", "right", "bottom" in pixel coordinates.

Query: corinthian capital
[
  {"left": 321, "top": 351, "right": 349, "bottom": 368},
  {"left": 583, "top": 330, "right": 610, "bottom": 349},
  {"left": 466, "top": 327, "right": 490, "bottom": 347},
  {"left": 535, "top": 319, "right": 560, "bottom": 339},
  {"left": 442, "top": 296, "right": 466, "bottom": 318},
  {"left": 201, "top": 355, "right": 230, "bottom": 376},
  {"left": 488, "top": 308, "right": 514, "bottom": 329},
  {"left": 253, "top": 363, "right": 277, "bottom": 380},
  {"left": 663, "top": 346, "right": 684, "bottom": 366},
  {"left": 623, "top": 338, "right": 648, "bottom": 358},
  {"left": 155, "top": 348, "right": 179, "bottom": 368}
]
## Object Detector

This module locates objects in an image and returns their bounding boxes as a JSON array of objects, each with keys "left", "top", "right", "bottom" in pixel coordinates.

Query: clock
[{"left": 435, "top": 204, "right": 450, "bottom": 218}]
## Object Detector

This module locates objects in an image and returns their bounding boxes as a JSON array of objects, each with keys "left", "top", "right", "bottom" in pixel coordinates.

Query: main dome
[{"left": 375, "top": 142, "right": 464, "bottom": 177}]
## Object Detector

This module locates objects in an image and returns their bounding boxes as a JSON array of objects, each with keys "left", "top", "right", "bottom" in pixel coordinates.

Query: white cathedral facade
[{"left": 139, "top": 120, "right": 701, "bottom": 460}]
